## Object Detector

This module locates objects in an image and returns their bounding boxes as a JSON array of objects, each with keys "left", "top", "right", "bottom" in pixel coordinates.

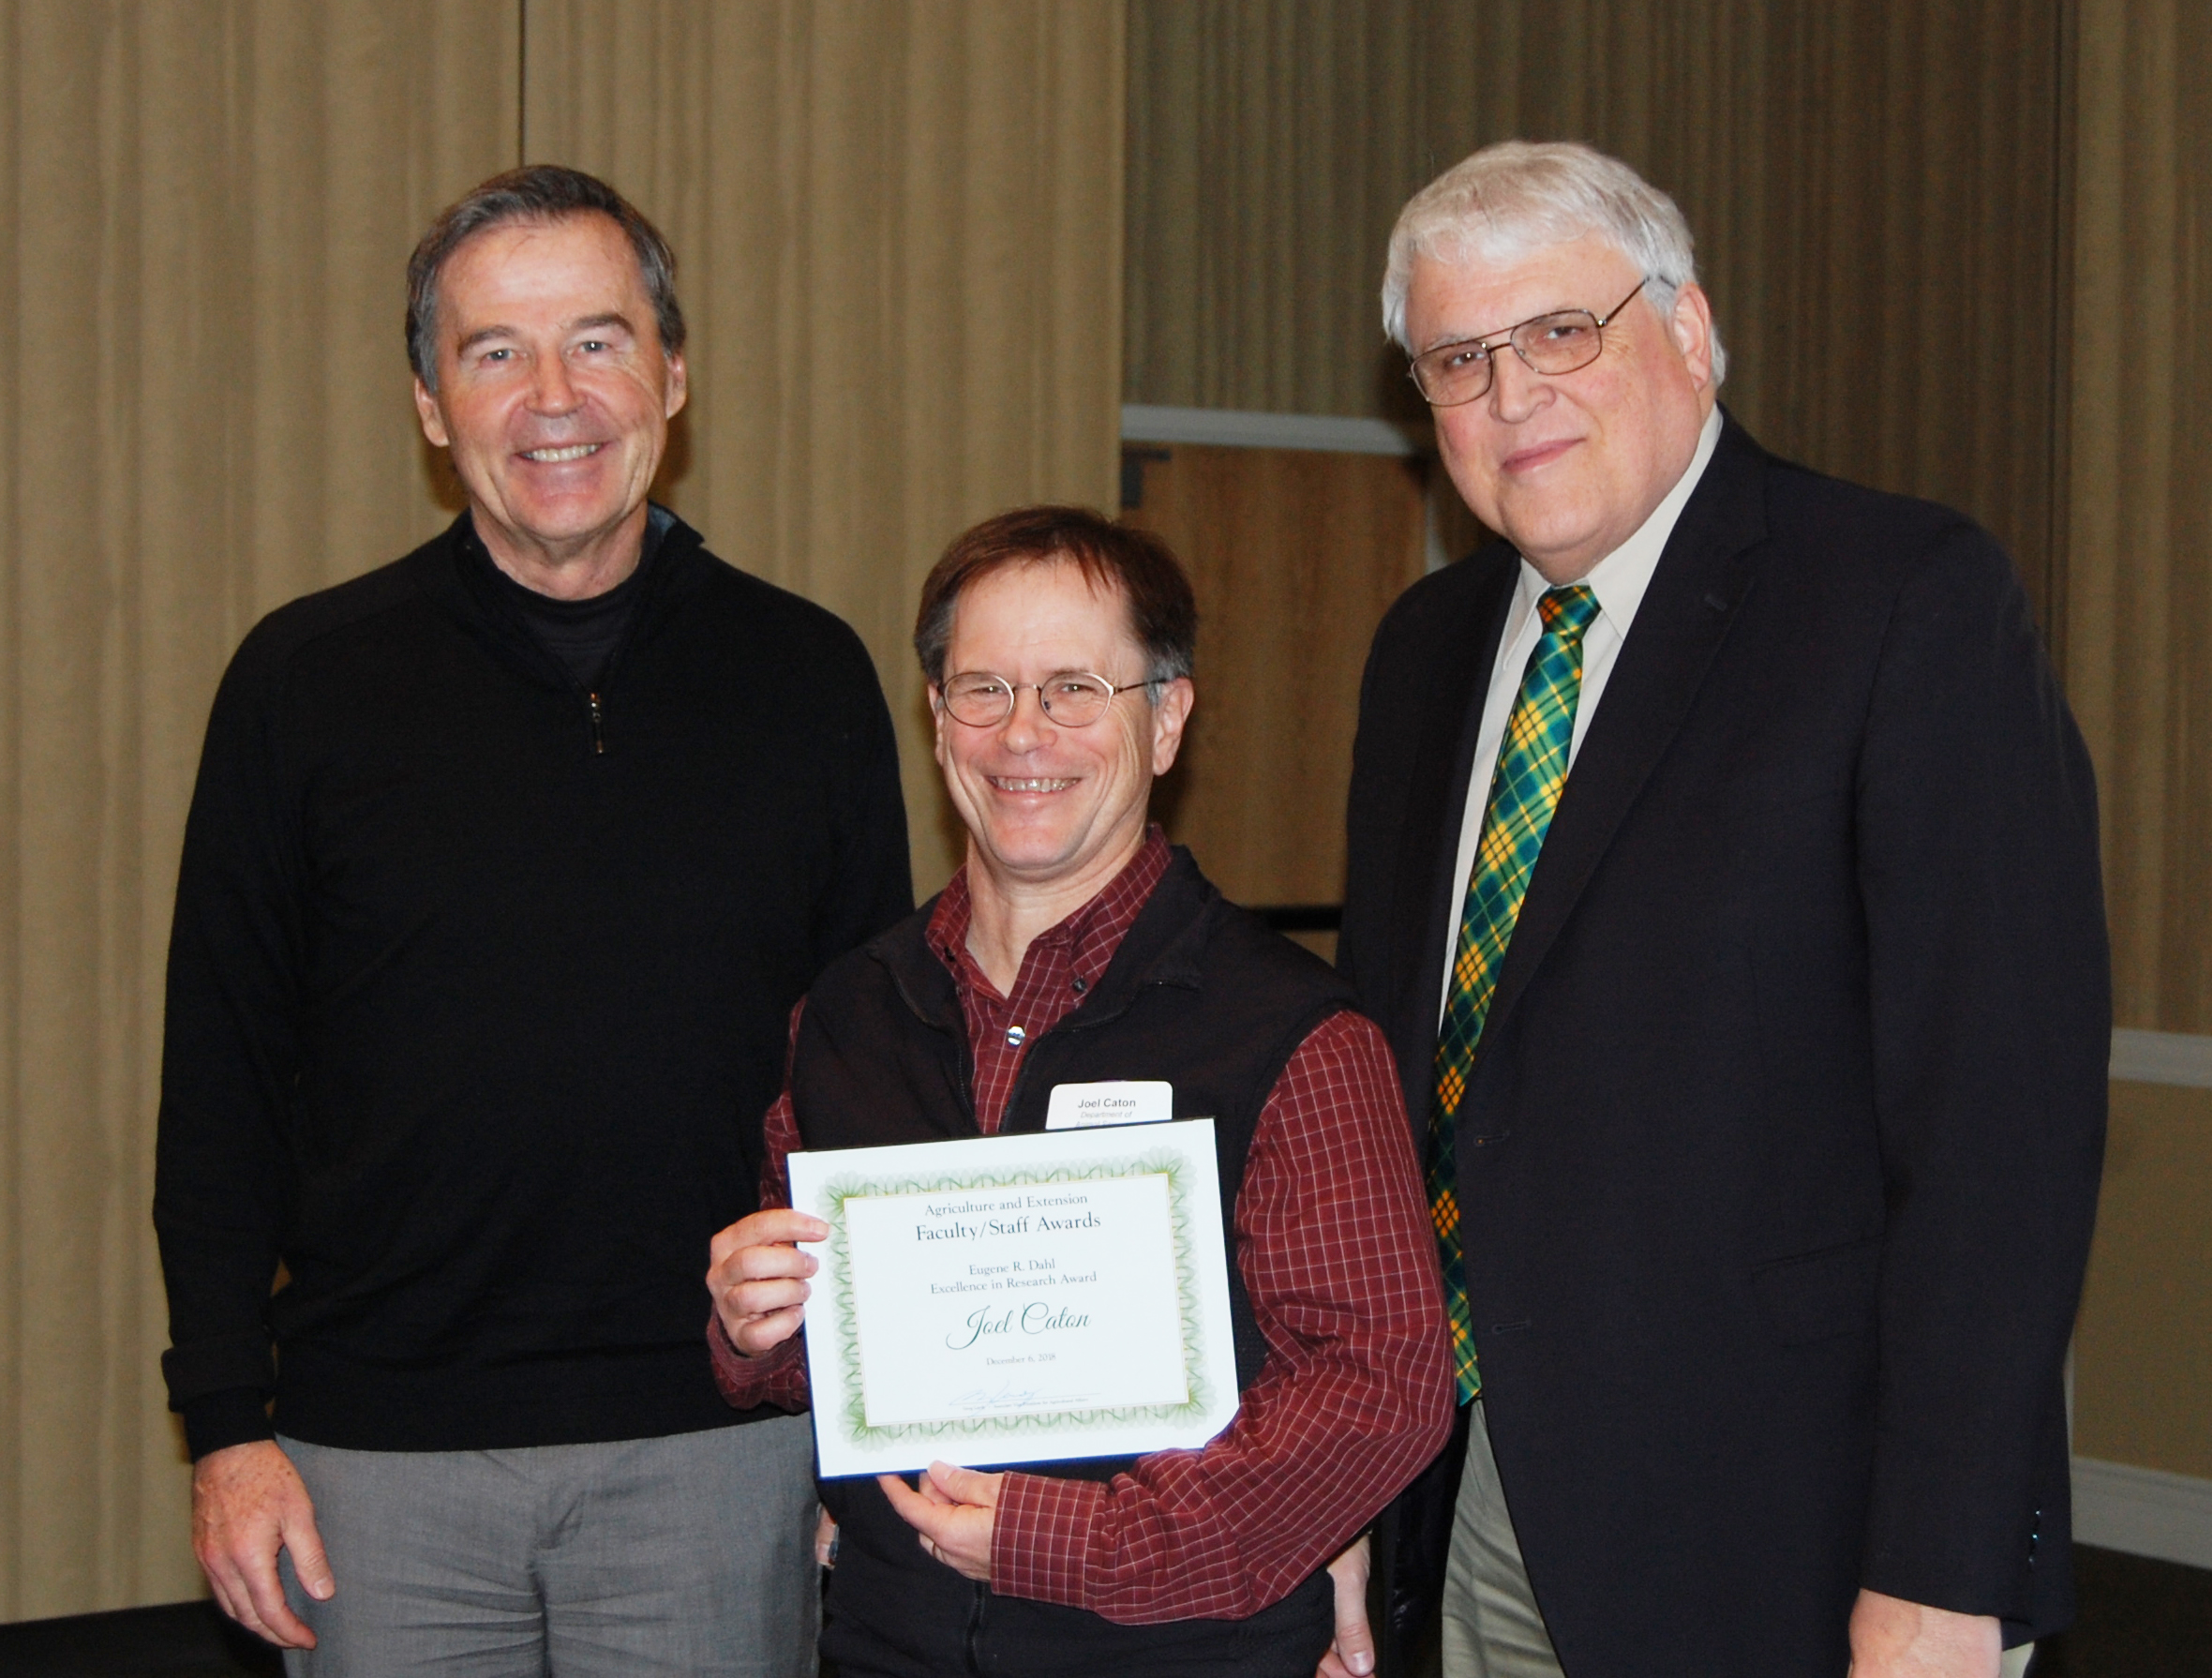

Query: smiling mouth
[
  {"left": 1503, "top": 438, "right": 1579, "bottom": 472},
  {"left": 989, "top": 776, "right": 1078, "bottom": 793},
  {"left": 519, "top": 442, "right": 604, "bottom": 463}
]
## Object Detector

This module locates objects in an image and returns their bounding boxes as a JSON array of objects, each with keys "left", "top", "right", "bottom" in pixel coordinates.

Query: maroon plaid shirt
[{"left": 711, "top": 830, "right": 1452, "bottom": 1623}]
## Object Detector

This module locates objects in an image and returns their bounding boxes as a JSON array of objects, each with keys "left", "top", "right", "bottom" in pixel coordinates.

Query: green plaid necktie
[{"left": 1427, "top": 584, "right": 1601, "bottom": 1402}]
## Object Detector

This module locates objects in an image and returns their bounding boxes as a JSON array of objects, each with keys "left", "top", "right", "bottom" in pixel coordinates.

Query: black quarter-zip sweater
[{"left": 155, "top": 509, "right": 913, "bottom": 1458}]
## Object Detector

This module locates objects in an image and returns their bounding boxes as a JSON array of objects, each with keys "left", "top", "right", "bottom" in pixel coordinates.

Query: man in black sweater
[{"left": 155, "top": 166, "right": 911, "bottom": 1675}]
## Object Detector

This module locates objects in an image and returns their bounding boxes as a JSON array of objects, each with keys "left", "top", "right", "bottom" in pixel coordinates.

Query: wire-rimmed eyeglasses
[
  {"left": 937, "top": 670, "right": 1165, "bottom": 728},
  {"left": 1407, "top": 278, "right": 1647, "bottom": 407}
]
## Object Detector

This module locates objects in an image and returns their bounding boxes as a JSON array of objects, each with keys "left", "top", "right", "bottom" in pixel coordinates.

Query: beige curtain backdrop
[
  {"left": 2061, "top": 0, "right": 2212, "bottom": 1485},
  {"left": 4, "top": 0, "right": 2204, "bottom": 1628},
  {"left": 0, "top": 0, "right": 1122, "bottom": 1622},
  {"left": 0, "top": 0, "right": 516, "bottom": 1621},
  {"left": 2067, "top": 0, "right": 2212, "bottom": 1036},
  {"left": 521, "top": 0, "right": 1125, "bottom": 891},
  {"left": 1126, "top": 0, "right": 2068, "bottom": 623}
]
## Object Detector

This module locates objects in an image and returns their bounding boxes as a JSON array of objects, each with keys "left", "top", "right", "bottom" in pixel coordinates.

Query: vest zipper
[
  {"left": 998, "top": 1048, "right": 1038, "bottom": 1131},
  {"left": 994, "top": 978, "right": 1165, "bottom": 1132},
  {"left": 964, "top": 1578, "right": 989, "bottom": 1672},
  {"left": 587, "top": 691, "right": 606, "bottom": 755}
]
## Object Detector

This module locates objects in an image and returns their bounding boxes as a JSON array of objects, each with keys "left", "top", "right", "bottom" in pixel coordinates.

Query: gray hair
[
  {"left": 406, "top": 165, "right": 686, "bottom": 392},
  {"left": 1382, "top": 141, "right": 1726, "bottom": 384}
]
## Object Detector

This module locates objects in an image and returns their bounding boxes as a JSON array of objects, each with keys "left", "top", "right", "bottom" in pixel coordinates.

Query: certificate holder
[{"left": 786, "top": 1120, "right": 1242, "bottom": 1477}]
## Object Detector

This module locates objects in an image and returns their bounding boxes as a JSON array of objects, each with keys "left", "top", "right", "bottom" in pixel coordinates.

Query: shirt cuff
[
  {"left": 991, "top": 1471, "right": 1107, "bottom": 1607},
  {"left": 180, "top": 1388, "right": 276, "bottom": 1461},
  {"left": 707, "top": 1311, "right": 806, "bottom": 1411}
]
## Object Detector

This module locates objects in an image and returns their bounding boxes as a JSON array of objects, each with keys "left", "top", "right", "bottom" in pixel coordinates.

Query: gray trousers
[
  {"left": 1438, "top": 1401, "right": 2036, "bottom": 1678},
  {"left": 1440, "top": 1401, "right": 1563, "bottom": 1678},
  {"left": 276, "top": 1415, "right": 818, "bottom": 1677}
]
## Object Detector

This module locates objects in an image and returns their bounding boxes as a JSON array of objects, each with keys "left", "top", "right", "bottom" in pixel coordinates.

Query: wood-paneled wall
[
  {"left": 1125, "top": 445, "right": 1427, "bottom": 909},
  {"left": 1126, "top": 0, "right": 2069, "bottom": 622},
  {"left": 0, "top": 0, "right": 1123, "bottom": 1621}
]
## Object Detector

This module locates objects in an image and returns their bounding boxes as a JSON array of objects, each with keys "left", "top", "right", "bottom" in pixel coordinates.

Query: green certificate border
[{"left": 803, "top": 1144, "right": 1217, "bottom": 1452}]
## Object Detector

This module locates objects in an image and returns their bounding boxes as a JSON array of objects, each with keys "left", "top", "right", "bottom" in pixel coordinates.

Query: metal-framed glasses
[
  {"left": 1407, "top": 277, "right": 1647, "bottom": 407},
  {"left": 937, "top": 670, "right": 1163, "bottom": 728}
]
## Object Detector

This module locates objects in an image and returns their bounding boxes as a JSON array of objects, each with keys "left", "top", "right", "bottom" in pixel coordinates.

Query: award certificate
[{"left": 786, "top": 1120, "right": 1241, "bottom": 1476}]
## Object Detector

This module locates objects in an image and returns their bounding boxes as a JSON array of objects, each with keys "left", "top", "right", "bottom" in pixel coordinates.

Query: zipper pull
[{"left": 588, "top": 692, "right": 606, "bottom": 755}]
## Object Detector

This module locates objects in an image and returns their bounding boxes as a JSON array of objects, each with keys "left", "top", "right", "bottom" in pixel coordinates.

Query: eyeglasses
[
  {"left": 937, "top": 670, "right": 1163, "bottom": 728},
  {"left": 1407, "top": 278, "right": 1647, "bottom": 407}
]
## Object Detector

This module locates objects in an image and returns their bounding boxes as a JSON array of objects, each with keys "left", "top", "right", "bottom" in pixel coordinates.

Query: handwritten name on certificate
[{"left": 786, "top": 1121, "right": 1242, "bottom": 1476}]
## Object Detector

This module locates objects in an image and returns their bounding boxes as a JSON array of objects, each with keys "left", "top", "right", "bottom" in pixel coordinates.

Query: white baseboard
[{"left": 2071, "top": 1455, "right": 2212, "bottom": 1569}]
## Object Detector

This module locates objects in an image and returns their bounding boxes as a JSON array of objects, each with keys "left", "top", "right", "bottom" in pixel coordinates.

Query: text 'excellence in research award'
[{"left": 786, "top": 1113, "right": 1241, "bottom": 1477}]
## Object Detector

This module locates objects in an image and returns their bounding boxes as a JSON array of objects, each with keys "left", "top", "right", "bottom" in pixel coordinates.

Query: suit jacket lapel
[
  {"left": 1480, "top": 416, "right": 1771, "bottom": 1050},
  {"left": 1384, "top": 550, "right": 1517, "bottom": 1126}
]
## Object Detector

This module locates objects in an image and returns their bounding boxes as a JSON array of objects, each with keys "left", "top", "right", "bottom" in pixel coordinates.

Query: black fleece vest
[{"left": 795, "top": 849, "right": 1356, "bottom": 1678}]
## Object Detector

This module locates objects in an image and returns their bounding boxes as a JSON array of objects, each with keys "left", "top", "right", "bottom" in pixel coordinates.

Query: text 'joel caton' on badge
[{"left": 1044, "top": 1080, "right": 1173, "bottom": 1131}]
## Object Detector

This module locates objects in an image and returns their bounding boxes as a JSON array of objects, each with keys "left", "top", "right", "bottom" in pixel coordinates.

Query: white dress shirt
[{"left": 1437, "top": 405, "right": 1724, "bottom": 1025}]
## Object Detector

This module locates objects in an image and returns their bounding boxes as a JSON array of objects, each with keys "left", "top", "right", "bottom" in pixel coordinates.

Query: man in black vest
[{"left": 706, "top": 505, "right": 1454, "bottom": 1678}]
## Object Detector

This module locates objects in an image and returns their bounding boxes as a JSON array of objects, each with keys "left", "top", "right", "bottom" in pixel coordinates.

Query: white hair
[{"left": 1382, "top": 140, "right": 1726, "bottom": 384}]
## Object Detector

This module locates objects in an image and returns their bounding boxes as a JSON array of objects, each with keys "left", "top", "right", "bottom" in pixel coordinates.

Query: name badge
[{"left": 1044, "top": 1080, "right": 1173, "bottom": 1131}]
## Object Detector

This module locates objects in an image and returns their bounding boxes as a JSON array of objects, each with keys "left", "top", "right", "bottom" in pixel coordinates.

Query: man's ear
[
  {"left": 1670, "top": 283, "right": 1716, "bottom": 391},
  {"left": 412, "top": 376, "right": 451, "bottom": 448},
  {"left": 929, "top": 684, "right": 949, "bottom": 772},
  {"left": 1149, "top": 678, "right": 1195, "bottom": 776},
  {"left": 663, "top": 350, "right": 689, "bottom": 419}
]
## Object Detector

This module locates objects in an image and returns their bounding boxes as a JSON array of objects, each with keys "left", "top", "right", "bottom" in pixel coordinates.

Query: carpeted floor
[
  {"left": 0, "top": 1596, "right": 281, "bottom": 1677},
  {"left": 2030, "top": 1544, "right": 2212, "bottom": 1675},
  {"left": 0, "top": 1544, "right": 2201, "bottom": 1675}
]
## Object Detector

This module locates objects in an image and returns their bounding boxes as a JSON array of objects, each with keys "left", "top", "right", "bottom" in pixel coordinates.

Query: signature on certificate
[{"left": 952, "top": 1378, "right": 1097, "bottom": 1414}]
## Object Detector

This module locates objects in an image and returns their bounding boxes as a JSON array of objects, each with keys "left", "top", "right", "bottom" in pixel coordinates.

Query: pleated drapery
[
  {"left": 0, "top": 0, "right": 1123, "bottom": 1620},
  {"left": 2062, "top": 0, "right": 2212, "bottom": 1487},
  {"left": 520, "top": 1, "right": 1125, "bottom": 891},
  {"left": 6, "top": 0, "right": 2208, "bottom": 1626},
  {"left": 1120, "top": 0, "right": 2212, "bottom": 1495},
  {"left": 2066, "top": 0, "right": 2212, "bottom": 1038},
  {"left": 1125, "top": 0, "right": 2068, "bottom": 625},
  {"left": 0, "top": 1, "right": 518, "bottom": 1619}
]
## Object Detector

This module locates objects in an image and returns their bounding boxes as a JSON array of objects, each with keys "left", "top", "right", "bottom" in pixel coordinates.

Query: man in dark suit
[{"left": 1334, "top": 142, "right": 2107, "bottom": 1678}]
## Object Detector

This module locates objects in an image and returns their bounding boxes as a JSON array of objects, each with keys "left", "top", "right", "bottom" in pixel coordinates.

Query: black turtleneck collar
[{"left": 464, "top": 505, "right": 672, "bottom": 691}]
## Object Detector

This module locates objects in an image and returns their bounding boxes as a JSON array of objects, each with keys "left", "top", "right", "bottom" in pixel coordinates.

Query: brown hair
[
  {"left": 914, "top": 506, "right": 1197, "bottom": 688},
  {"left": 406, "top": 164, "right": 685, "bottom": 391}
]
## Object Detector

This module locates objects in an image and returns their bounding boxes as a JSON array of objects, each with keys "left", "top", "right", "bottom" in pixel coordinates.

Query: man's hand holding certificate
[{"left": 707, "top": 1206, "right": 828, "bottom": 1358}]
